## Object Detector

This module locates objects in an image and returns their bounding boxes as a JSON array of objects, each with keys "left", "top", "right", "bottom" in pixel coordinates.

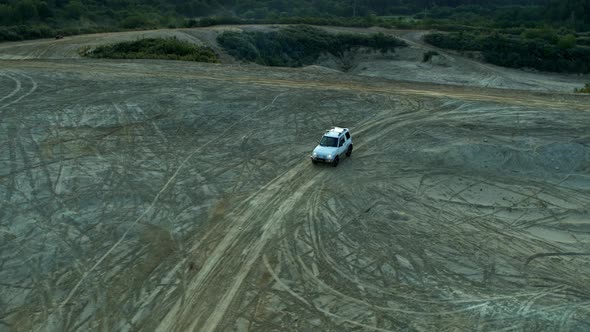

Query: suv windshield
[{"left": 320, "top": 136, "right": 338, "bottom": 147}]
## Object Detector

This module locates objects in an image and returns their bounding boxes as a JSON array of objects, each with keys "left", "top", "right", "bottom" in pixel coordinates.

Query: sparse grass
[
  {"left": 575, "top": 83, "right": 590, "bottom": 93},
  {"left": 83, "top": 37, "right": 219, "bottom": 63}
]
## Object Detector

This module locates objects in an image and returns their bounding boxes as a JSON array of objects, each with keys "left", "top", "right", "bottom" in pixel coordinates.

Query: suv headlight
[
  {"left": 327, "top": 154, "right": 332, "bottom": 159},
  {"left": 313, "top": 152, "right": 317, "bottom": 157}
]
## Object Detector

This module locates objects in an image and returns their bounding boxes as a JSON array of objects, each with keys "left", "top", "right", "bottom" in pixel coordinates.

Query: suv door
[
  {"left": 343, "top": 132, "right": 352, "bottom": 154},
  {"left": 338, "top": 136, "right": 346, "bottom": 156}
]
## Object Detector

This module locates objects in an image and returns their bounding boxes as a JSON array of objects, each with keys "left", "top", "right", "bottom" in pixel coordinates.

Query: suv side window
[
  {"left": 339, "top": 137, "right": 345, "bottom": 146},
  {"left": 345, "top": 132, "right": 351, "bottom": 140}
]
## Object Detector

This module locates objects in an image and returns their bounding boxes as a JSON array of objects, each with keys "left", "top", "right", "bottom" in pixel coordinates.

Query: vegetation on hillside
[
  {"left": 424, "top": 31, "right": 590, "bottom": 73},
  {"left": 83, "top": 38, "right": 218, "bottom": 63},
  {"left": 217, "top": 25, "right": 406, "bottom": 68},
  {"left": 1, "top": 1, "right": 590, "bottom": 43},
  {"left": 3, "top": 0, "right": 590, "bottom": 74}
]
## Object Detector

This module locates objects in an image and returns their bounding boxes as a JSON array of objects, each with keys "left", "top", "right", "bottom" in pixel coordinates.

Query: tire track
[
  {"left": 3, "top": 61, "right": 589, "bottom": 112},
  {"left": 156, "top": 96, "right": 428, "bottom": 331},
  {"left": 252, "top": 98, "right": 590, "bottom": 330},
  {"left": 156, "top": 161, "right": 320, "bottom": 331},
  {"left": 0, "top": 72, "right": 21, "bottom": 103},
  {"left": 2, "top": 41, "right": 589, "bottom": 331},
  {"left": 41, "top": 94, "right": 285, "bottom": 329},
  {"left": 0, "top": 71, "right": 37, "bottom": 112}
]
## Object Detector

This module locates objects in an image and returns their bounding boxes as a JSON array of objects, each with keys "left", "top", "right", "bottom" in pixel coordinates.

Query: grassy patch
[
  {"left": 83, "top": 38, "right": 218, "bottom": 62},
  {"left": 216, "top": 25, "right": 406, "bottom": 67}
]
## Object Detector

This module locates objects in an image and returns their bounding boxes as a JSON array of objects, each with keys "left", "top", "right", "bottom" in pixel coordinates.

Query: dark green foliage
[
  {"left": 424, "top": 32, "right": 590, "bottom": 73},
  {"left": 185, "top": 16, "right": 243, "bottom": 28},
  {"left": 522, "top": 28, "right": 559, "bottom": 43},
  {"left": 2, "top": 0, "right": 590, "bottom": 42},
  {"left": 576, "top": 36, "right": 590, "bottom": 46},
  {"left": 120, "top": 15, "right": 156, "bottom": 29},
  {"left": 422, "top": 50, "right": 439, "bottom": 62},
  {"left": 217, "top": 25, "right": 406, "bottom": 67},
  {"left": 85, "top": 38, "right": 219, "bottom": 63},
  {"left": 575, "top": 83, "right": 590, "bottom": 93},
  {"left": 557, "top": 34, "right": 576, "bottom": 49},
  {"left": 0, "top": 25, "right": 52, "bottom": 41}
]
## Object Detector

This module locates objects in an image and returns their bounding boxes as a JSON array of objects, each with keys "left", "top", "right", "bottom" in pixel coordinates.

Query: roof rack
[{"left": 324, "top": 127, "right": 347, "bottom": 137}]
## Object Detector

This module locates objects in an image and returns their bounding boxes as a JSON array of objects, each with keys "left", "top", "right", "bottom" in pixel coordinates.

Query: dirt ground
[{"left": 1, "top": 26, "right": 590, "bottom": 332}]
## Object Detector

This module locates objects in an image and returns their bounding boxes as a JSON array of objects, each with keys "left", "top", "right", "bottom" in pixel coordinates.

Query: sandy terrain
[{"left": 1, "top": 26, "right": 590, "bottom": 331}]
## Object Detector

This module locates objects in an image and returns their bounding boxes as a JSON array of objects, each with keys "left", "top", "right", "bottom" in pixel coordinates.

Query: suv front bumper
[{"left": 311, "top": 156, "right": 335, "bottom": 164}]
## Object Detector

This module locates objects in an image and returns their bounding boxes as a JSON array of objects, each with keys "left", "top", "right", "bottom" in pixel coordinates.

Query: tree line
[
  {"left": 1, "top": 0, "right": 590, "bottom": 63},
  {"left": 1, "top": 0, "right": 588, "bottom": 29}
]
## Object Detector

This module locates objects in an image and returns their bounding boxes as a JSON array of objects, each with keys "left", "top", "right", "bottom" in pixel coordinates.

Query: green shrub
[
  {"left": 522, "top": 28, "right": 558, "bottom": 44},
  {"left": 575, "top": 83, "right": 590, "bottom": 93},
  {"left": 423, "top": 50, "right": 439, "bottom": 62},
  {"left": 557, "top": 34, "right": 576, "bottom": 49},
  {"left": 84, "top": 38, "right": 219, "bottom": 63},
  {"left": 217, "top": 25, "right": 406, "bottom": 67}
]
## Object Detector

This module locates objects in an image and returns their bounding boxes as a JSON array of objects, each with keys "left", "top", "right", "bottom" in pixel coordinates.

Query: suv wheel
[
  {"left": 332, "top": 156, "right": 339, "bottom": 167},
  {"left": 346, "top": 145, "right": 353, "bottom": 157}
]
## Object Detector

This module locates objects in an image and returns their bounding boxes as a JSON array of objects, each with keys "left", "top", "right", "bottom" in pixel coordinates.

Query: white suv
[{"left": 310, "top": 127, "right": 353, "bottom": 167}]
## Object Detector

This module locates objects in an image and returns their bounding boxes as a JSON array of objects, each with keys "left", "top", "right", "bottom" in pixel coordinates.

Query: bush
[
  {"left": 84, "top": 38, "right": 219, "bottom": 63},
  {"left": 217, "top": 25, "right": 406, "bottom": 67},
  {"left": 423, "top": 50, "right": 439, "bottom": 62},
  {"left": 557, "top": 34, "right": 576, "bottom": 49},
  {"left": 575, "top": 83, "right": 590, "bottom": 93},
  {"left": 522, "top": 28, "right": 558, "bottom": 44}
]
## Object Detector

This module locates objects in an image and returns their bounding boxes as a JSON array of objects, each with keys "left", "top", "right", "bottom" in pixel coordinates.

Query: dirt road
[{"left": 1, "top": 28, "right": 590, "bottom": 331}]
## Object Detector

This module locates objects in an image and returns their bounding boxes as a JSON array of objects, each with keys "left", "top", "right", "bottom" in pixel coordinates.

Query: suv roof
[{"left": 324, "top": 127, "right": 348, "bottom": 138}]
